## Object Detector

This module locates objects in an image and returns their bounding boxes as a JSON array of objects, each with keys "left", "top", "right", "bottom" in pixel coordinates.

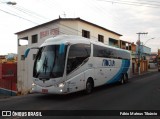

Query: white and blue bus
[{"left": 25, "top": 35, "right": 131, "bottom": 94}]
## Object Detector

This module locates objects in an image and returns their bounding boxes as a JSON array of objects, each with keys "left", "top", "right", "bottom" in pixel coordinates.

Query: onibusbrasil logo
[{"left": 1, "top": 111, "right": 42, "bottom": 117}]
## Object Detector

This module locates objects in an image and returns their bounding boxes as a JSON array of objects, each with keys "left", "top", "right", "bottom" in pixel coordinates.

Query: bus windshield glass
[{"left": 33, "top": 45, "right": 67, "bottom": 78}]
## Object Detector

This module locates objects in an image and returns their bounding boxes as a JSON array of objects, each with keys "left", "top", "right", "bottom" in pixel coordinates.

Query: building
[
  {"left": 135, "top": 44, "right": 151, "bottom": 73},
  {"left": 117, "top": 39, "right": 151, "bottom": 74},
  {"left": 15, "top": 17, "right": 122, "bottom": 94},
  {"left": 0, "top": 53, "right": 17, "bottom": 63},
  {"left": 119, "top": 40, "right": 137, "bottom": 74},
  {"left": 0, "top": 55, "right": 6, "bottom": 63},
  {"left": 148, "top": 52, "right": 157, "bottom": 69}
]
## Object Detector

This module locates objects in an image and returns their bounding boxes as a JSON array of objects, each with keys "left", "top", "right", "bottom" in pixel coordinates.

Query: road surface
[{"left": 0, "top": 71, "right": 160, "bottom": 119}]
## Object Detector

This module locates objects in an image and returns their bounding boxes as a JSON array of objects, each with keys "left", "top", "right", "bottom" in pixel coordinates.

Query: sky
[{"left": 0, "top": 0, "right": 160, "bottom": 55}]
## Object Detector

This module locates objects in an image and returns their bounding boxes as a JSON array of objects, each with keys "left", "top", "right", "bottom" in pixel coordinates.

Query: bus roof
[{"left": 41, "top": 35, "right": 91, "bottom": 47}]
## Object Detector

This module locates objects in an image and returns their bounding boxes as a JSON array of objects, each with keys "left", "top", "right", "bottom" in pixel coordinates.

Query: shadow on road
[{"left": 34, "top": 81, "right": 128, "bottom": 101}]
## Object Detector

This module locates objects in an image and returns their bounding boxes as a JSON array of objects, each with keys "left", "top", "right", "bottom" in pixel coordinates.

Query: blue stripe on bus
[{"left": 106, "top": 59, "right": 130, "bottom": 84}]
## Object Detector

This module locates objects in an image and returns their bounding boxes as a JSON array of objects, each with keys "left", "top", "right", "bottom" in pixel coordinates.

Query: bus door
[{"left": 66, "top": 43, "right": 91, "bottom": 92}]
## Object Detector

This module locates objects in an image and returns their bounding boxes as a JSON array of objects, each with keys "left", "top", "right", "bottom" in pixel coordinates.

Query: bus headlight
[
  {"left": 58, "top": 83, "right": 65, "bottom": 88},
  {"left": 32, "top": 83, "right": 36, "bottom": 86}
]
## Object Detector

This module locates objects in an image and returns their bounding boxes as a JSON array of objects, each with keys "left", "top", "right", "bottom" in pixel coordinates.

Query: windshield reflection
[{"left": 33, "top": 45, "right": 67, "bottom": 78}]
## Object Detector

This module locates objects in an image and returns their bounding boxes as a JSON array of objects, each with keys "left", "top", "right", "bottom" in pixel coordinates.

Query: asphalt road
[{"left": 0, "top": 71, "right": 160, "bottom": 119}]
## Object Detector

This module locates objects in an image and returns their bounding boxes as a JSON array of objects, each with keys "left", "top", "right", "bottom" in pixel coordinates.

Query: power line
[
  {"left": 132, "top": 0, "right": 160, "bottom": 4},
  {"left": 1, "top": 0, "right": 159, "bottom": 49},
  {"left": 0, "top": 0, "right": 160, "bottom": 55},
  {"left": 13, "top": 0, "right": 122, "bottom": 40},
  {"left": 0, "top": 1, "right": 51, "bottom": 24},
  {"left": 97, "top": 0, "right": 160, "bottom": 8},
  {"left": 111, "top": 0, "right": 160, "bottom": 6},
  {"left": 0, "top": 2, "right": 44, "bottom": 24},
  {"left": 89, "top": 0, "right": 123, "bottom": 30},
  {"left": 0, "top": 3, "right": 120, "bottom": 42},
  {"left": 1, "top": 0, "right": 156, "bottom": 42},
  {"left": 0, "top": 8, "right": 39, "bottom": 24},
  {"left": 1, "top": 1, "right": 103, "bottom": 40},
  {"left": 12, "top": 5, "right": 49, "bottom": 21},
  {"left": 0, "top": 4, "right": 73, "bottom": 36}
]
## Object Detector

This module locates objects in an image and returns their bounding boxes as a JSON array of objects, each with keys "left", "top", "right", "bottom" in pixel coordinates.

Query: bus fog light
[{"left": 58, "top": 83, "right": 65, "bottom": 88}]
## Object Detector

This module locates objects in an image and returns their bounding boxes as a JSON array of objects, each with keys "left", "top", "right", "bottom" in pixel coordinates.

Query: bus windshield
[{"left": 33, "top": 45, "right": 67, "bottom": 79}]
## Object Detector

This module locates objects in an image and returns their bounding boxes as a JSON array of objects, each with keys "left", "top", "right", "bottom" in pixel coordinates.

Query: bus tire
[
  {"left": 120, "top": 74, "right": 125, "bottom": 85},
  {"left": 85, "top": 78, "right": 94, "bottom": 94}
]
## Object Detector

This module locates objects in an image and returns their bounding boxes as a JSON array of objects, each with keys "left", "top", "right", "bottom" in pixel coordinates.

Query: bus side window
[
  {"left": 67, "top": 44, "right": 91, "bottom": 74},
  {"left": 93, "top": 45, "right": 114, "bottom": 58}
]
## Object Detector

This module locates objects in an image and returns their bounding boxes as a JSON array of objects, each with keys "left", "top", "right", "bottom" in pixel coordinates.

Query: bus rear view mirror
[{"left": 24, "top": 48, "right": 30, "bottom": 58}]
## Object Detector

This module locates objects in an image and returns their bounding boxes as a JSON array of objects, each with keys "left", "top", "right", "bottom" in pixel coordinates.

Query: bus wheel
[
  {"left": 120, "top": 74, "right": 125, "bottom": 84},
  {"left": 85, "top": 79, "right": 94, "bottom": 94}
]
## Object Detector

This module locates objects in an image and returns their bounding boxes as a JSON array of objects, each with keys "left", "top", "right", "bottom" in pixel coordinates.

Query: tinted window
[
  {"left": 93, "top": 45, "right": 114, "bottom": 58},
  {"left": 93, "top": 45, "right": 130, "bottom": 59},
  {"left": 67, "top": 44, "right": 91, "bottom": 74}
]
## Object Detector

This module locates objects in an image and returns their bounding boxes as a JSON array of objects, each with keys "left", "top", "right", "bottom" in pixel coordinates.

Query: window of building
[
  {"left": 67, "top": 44, "right": 91, "bottom": 74},
  {"left": 32, "top": 34, "right": 38, "bottom": 44},
  {"left": 129, "top": 45, "right": 131, "bottom": 50},
  {"left": 109, "top": 38, "right": 119, "bottom": 47},
  {"left": 21, "top": 55, "right": 25, "bottom": 60},
  {"left": 98, "top": 34, "right": 104, "bottom": 43},
  {"left": 126, "top": 43, "right": 131, "bottom": 51},
  {"left": 19, "top": 37, "right": 28, "bottom": 46},
  {"left": 33, "top": 54, "right": 37, "bottom": 60},
  {"left": 82, "top": 30, "right": 90, "bottom": 38}
]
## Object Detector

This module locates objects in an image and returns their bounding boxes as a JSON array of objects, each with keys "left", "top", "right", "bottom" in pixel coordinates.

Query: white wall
[{"left": 77, "top": 21, "right": 120, "bottom": 45}]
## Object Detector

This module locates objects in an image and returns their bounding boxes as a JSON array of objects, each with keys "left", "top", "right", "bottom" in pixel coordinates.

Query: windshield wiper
[{"left": 43, "top": 56, "right": 48, "bottom": 74}]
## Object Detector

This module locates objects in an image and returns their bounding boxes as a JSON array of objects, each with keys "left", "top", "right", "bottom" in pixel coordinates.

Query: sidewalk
[
  {"left": 0, "top": 93, "right": 11, "bottom": 99},
  {"left": 131, "top": 68, "right": 158, "bottom": 79}
]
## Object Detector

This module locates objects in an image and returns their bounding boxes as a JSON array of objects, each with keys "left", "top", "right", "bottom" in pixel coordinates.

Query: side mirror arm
[{"left": 24, "top": 47, "right": 39, "bottom": 58}]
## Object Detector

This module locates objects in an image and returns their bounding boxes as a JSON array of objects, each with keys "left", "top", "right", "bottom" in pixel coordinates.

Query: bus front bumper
[{"left": 31, "top": 83, "right": 68, "bottom": 94}]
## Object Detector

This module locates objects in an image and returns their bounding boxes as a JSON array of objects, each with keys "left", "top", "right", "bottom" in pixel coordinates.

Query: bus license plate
[{"left": 42, "top": 89, "right": 48, "bottom": 93}]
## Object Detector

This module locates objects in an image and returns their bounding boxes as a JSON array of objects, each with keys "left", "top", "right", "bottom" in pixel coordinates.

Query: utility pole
[{"left": 136, "top": 32, "right": 148, "bottom": 75}]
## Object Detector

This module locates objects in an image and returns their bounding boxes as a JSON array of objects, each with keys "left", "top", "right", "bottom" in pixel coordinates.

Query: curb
[
  {"left": 0, "top": 94, "right": 11, "bottom": 99},
  {"left": 131, "top": 71, "right": 159, "bottom": 80}
]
